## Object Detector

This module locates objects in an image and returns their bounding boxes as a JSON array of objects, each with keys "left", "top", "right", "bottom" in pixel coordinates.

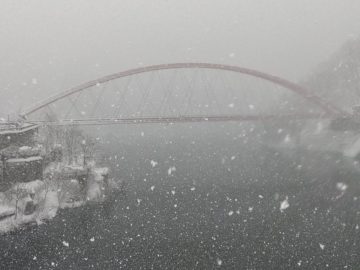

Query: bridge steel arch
[{"left": 21, "top": 63, "right": 346, "bottom": 119}]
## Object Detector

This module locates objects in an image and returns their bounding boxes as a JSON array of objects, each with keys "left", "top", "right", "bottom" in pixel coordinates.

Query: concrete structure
[
  {"left": 0, "top": 123, "right": 39, "bottom": 150},
  {"left": 0, "top": 123, "right": 42, "bottom": 190}
]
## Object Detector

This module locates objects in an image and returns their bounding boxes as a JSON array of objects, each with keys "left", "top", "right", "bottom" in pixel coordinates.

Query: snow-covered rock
[
  {"left": 18, "top": 146, "right": 41, "bottom": 157},
  {"left": 0, "top": 205, "right": 15, "bottom": 219},
  {"left": 0, "top": 158, "right": 113, "bottom": 234},
  {"left": 86, "top": 168, "right": 109, "bottom": 202}
]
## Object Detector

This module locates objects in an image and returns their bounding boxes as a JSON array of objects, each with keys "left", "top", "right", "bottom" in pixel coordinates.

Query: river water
[{"left": 1, "top": 124, "right": 360, "bottom": 269}]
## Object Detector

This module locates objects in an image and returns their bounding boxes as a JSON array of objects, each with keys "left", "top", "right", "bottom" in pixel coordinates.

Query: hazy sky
[{"left": 1, "top": 0, "right": 360, "bottom": 116}]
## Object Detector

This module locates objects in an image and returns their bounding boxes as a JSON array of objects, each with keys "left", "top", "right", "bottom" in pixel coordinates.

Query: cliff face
[
  {"left": 0, "top": 124, "right": 116, "bottom": 234},
  {"left": 303, "top": 38, "right": 360, "bottom": 112}
]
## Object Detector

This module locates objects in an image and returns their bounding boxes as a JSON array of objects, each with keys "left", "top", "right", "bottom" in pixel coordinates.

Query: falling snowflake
[
  {"left": 151, "top": 185, "right": 155, "bottom": 191},
  {"left": 90, "top": 237, "right": 95, "bottom": 242},
  {"left": 216, "top": 258, "right": 223, "bottom": 266},
  {"left": 168, "top": 166, "right": 176, "bottom": 176},
  {"left": 190, "top": 187, "right": 196, "bottom": 191},
  {"left": 150, "top": 160, "right": 158, "bottom": 168},
  {"left": 171, "top": 190, "right": 176, "bottom": 195},
  {"left": 62, "top": 241, "right": 69, "bottom": 247},
  {"left": 228, "top": 103, "right": 235, "bottom": 108},
  {"left": 336, "top": 182, "right": 348, "bottom": 191},
  {"left": 228, "top": 210, "right": 234, "bottom": 216},
  {"left": 280, "top": 197, "right": 289, "bottom": 212},
  {"left": 284, "top": 134, "right": 291, "bottom": 143},
  {"left": 319, "top": 243, "right": 325, "bottom": 250}
]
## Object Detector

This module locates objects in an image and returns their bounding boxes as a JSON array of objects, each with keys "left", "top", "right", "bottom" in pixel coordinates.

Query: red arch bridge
[{"left": 20, "top": 63, "right": 347, "bottom": 126}]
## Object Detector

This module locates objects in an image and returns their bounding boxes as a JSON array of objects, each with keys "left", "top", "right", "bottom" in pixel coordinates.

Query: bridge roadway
[{"left": 25, "top": 113, "right": 332, "bottom": 126}]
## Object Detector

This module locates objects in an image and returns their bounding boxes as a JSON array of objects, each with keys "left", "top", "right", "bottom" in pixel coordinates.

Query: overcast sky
[{"left": 1, "top": 0, "right": 360, "bottom": 117}]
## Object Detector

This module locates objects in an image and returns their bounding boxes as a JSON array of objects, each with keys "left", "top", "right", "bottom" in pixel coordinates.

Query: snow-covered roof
[
  {"left": 15, "top": 180, "right": 45, "bottom": 194},
  {"left": 95, "top": 167, "right": 109, "bottom": 175},
  {"left": 0, "top": 205, "right": 15, "bottom": 218},
  {"left": 6, "top": 156, "right": 43, "bottom": 163},
  {"left": 0, "top": 145, "right": 42, "bottom": 159}
]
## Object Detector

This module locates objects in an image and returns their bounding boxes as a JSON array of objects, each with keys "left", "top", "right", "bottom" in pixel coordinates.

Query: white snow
[
  {"left": 87, "top": 179, "right": 103, "bottom": 202},
  {"left": 150, "top": 160, "right": 158, "bottom": 168},
  {"left": 0, "top": 205, "right": 15, "bottom": 218},
  {"left": 94, "top": 167, "right": 109, "bottom": 182},
  {"left": 17, "top": 146, "right": 41, "bottom": 157},
  {"left": 336, "top": 182, "right": 348, "bottom": 191},
  {"left": 284, "top": 134, "right": 292, "bottom": 143},
  {"left": 0, "top": 124, "right": 38, "bottom": 135},
  {"left": 319, "top": 243, "right": 325, "bottom": 250},
  {"left": 62, "top": 241, "right": 69, "bottom": 247},
  {"left": 6, "top": 156, "right": 42, "bottom": 163},
  {"left": 18, "top": 146, "right": 31, "bottom": 152},
  {"left": 0, "top": 163, "right": 113, "bottom": 234},
  {"left": 36, "top": 191, "right": 59, "bottom": 221},
  {"left": 167, "top": 166, "right": 176, "bottom": 176},
  {"left": 280, "top": 197, "right": 290, "bottom": 212},
  {"left": 228, "top": 210, "right": 234, "bottom": 216},
  {"left": 15, "top": 180, "right": 45, "bottom": 194}
]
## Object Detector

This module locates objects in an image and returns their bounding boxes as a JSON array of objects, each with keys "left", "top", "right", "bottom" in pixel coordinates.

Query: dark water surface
[{"left": 1, "top": 127, "right": 360, "bottom": 269}]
